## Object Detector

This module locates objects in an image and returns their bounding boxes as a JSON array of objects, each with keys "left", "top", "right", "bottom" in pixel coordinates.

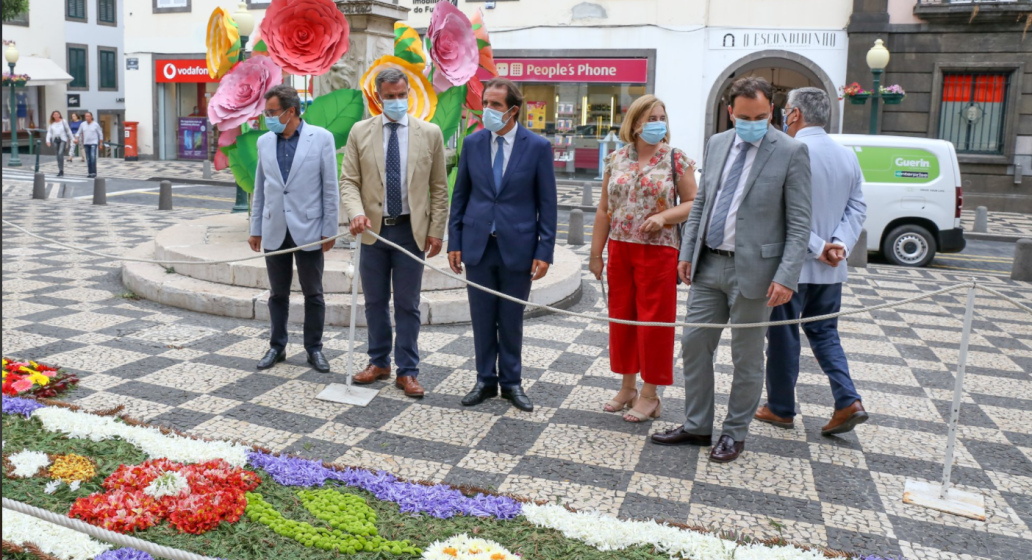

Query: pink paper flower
[
  {"left": 424, "top": 1, "right": 479, "bottom": 92},
  {"left": 259, "top": 0, "right": 350, "bottom": 76},
  {"left": 207, "top": 56, "right": 282, "bottom": 129},
  {"left": 214, "top": 126, "right": 241, "bottom": 171}
]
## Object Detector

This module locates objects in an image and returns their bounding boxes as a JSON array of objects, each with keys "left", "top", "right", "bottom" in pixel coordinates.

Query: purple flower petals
[
  {"left": 1, "top": 395, "right": 45, "bottom": 418},
  {"left": 95, "top": 548, "right": 156, "bottom": 560}
]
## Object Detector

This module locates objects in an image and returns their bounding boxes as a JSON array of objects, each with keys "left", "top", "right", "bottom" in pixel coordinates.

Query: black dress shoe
[
  {"left": 709, "top": 435, "right": 745, "bottom": 463},
  {"left": 650, "top": 426, "right": 713, "bottom": 447},
  {"left": 257, "top": 349, "right": 285, "bottom": 370},
  {"left": 307, "top": 350, "right": 330, "bottom": 373},
  {"left": 461, "top": 383, "right": 498, "bottom": 407},
  {"left": 501, "top": 385, "right": 534, "bottom": 412}
]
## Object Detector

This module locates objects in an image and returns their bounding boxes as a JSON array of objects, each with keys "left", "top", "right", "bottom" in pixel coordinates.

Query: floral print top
[{"left": 604, "top": 143, "right": 695, "bottom": 249}]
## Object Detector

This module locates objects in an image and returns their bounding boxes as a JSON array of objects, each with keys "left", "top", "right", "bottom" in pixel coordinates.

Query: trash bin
[{"left": 124, "top": 121, "right": 139, "bottom": 161}]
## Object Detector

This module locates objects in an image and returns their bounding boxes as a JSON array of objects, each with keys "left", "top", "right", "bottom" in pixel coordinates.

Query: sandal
[
  {"left": 603, "top": 388, "right": 638, "bottom": 413},
  {"left": 623, "top": 395, "right": 661, "bottom": 423}
]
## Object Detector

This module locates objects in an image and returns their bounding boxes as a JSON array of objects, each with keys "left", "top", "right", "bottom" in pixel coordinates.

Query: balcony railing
[{"left": 915, "top": 0, "right": 1031, "bottom": 22}]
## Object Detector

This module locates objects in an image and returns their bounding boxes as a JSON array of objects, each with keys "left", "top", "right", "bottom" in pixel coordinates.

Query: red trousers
[{"left": 607, "top": 239, "right": 677, "bottom": 386}]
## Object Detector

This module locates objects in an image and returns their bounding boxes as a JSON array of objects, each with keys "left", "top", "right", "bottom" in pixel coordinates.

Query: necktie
[
  {"left": 493, "top": 136, "right": 506, "bottom": 194},
  {"left": 706, "top": 142, "right": 752, "bottom": 249},
  {"left": 385, "top": 122, "right": 402, "bottom": 218}
]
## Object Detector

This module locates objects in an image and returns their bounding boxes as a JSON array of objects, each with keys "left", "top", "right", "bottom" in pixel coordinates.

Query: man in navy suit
[{"left": 448, "top": 78, "right": 558, "bottom": 412}]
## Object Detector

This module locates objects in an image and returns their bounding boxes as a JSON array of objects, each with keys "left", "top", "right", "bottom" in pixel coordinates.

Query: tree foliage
[{"left": 2, "top": 0, "right": 29, "bottom": 23}]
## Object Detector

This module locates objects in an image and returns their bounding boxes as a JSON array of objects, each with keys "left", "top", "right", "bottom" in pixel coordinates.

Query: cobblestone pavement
[
  {"left": 3, "top": 194, "right": 1032, "bottom": 560},
  {"left": 960, "top": 210, "right": 1032, "bottom": 239}
]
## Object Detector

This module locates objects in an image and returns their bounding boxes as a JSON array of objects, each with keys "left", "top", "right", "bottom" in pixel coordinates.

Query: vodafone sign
[{"left": 156, "top": 60, "right": 214, "bottom": 83}]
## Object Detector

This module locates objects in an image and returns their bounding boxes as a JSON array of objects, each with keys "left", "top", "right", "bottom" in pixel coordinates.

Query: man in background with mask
[
  {"left": 339, "top": 68, "right": 449, "bottom": 398},
  {"left": 249, "top": 84, "right": 339, "bottom": 373},
  {"left": 651, "top": 77, "right": 811, "bottom": 463},
  {"left": 447, "top": 77, "right": 558, "bottom": 412}
]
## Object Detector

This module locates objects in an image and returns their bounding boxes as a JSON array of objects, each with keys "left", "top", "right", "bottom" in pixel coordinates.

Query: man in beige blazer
[{"left": 340, "top": 68, "right": 449, "bottom": 398}]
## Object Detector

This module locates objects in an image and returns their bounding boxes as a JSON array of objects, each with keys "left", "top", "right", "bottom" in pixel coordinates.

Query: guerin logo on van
[{"left": 895, "top": 157, "right": 930, "bottom": 168}]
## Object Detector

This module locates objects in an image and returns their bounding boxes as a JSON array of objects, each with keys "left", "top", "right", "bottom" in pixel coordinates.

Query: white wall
[
  {"left": 64, "top": 0, "right": 125, "bottom": 116},
  {"left": 887, "top": 0, "right": 925, "bottom": 24},
  {"left": 125, "top": 52, "right": 154, "bottom": 155},
  {"left": 2, "top": 0, "right": 69, "bottom": 119}
]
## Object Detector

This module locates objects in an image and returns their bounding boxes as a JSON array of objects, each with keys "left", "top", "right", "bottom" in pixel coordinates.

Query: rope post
[
  {"left": 347, "top": 232, "right": 363, "bottom": 389},
  {"left": 158, "top": 180, "right": 173, "bottom": 210},
  {"left": 32, "top": 172, "right": 46, "bottom": 200},
  {"left": 92, "top": 177, "right": 107, "bottom": 206},
  {"left": 940, "top": 282, "right": 976, "bottom": 497}
]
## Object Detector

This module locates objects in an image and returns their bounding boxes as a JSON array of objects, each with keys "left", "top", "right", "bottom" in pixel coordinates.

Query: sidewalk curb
[
  {"left": 148, "top": 177, "right": 237, "bottom": 187},
  {"left": 965, "top": 232, "right": 1026, "bottom": 244}
]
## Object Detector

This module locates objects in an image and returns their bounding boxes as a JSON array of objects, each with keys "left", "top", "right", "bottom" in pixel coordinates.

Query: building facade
[{"left": 846, "top": 0, "right": 1032, "bottom": 212}]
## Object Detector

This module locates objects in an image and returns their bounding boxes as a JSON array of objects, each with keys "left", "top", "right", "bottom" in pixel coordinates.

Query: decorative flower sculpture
[
  {"left": 464, "top": 9, "right": 498, "bottom": 117},
  {"left": 208, "top": 56, "right": 283, "bottom": 129},
  {"left": 393, "top": 22, "right": 427, "bottom": 71},
  {"left": 423, "top": 0, "right": 479, "bottom": 92},
  {"left": 214, "top": 126, "right": 241, "bottom": 171},
  {"left": 260, "top": 0, "right": 350, "bottom": 76},
  {"left": 362, "top": 55, "right": 438, "bottom": 121},
  {"left": 205, "top": 7, "right": 241, "bottom": 80}
]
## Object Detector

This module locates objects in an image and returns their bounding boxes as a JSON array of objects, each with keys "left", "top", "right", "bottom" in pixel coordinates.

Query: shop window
[
  {"left": 66, "top": 0, "right": 87, "bottom": 22},
  {"left": 153, "top": 0, "right": 190, "bottom": 14},
  {"left": 938, "top": 72, "right": 1009, "bottom": 155},
  {"left": 98, "top": 0, "right": 116, "bottom": 25},
  {"left": 2, "top": 85, "right": 40, "bottom": 133},
  {"left": 67, "top": 45, "right": 89, "bottom": 91},
  {"left": 99, "top": 47, "right": 118, "bottom": 91}
]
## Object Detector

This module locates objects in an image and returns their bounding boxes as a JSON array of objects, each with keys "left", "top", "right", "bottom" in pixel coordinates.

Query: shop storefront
[
  {"left": 481, "top": 52, "right": 654, "bottom": 178},
  {"left": 2, "top": 56, "right": 73, "bottom": 152},
  {"left": 153, "top": 58, "right": 217, "bottom": 161}
]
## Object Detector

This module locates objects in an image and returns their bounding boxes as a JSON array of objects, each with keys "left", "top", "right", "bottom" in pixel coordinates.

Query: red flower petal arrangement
[
  {"left": 69, "top": 458, "right": 261, "bottom": 535},
  {"left": 2, "top": 358, "right": 79, "bottom": 399}
]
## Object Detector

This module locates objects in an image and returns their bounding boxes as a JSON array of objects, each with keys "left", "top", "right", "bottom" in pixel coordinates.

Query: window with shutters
[
  {"left": 98, "top": 0, "right": 116, "bottom": 25},
  {"left": 937, "top": 72, "right": 1009, "bottom": 155},
  {"left": 99, "top": 47, "right": 118, "bottom": 91},
  {"left": 153, "top": 0, "right": 190, "bottom": 14},
  {"left": 66, "top": 0, "right": 87, "bottom": 22},
  {"left": 67, "top": 45, "right": 89, "bottom": 91}
]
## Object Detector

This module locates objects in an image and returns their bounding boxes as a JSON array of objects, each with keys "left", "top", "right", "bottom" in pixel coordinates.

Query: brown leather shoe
[
  {"left": 754, "top": 405, "right": 794, "bottom": 429},
  {"left": 353, "top": 364, "right": 391, "bottom": 385},
  {"left": 822, "top": 400, "right": 868, "bottom": 436},
  {"left": 650, "top": 426, "right": 713, "bottom": 447},
  {"left": 395, "top": 376, "right": 425, "bottom": 398},
  {"left": 709, "top": 435, "right": 745, "bottom": 463}
]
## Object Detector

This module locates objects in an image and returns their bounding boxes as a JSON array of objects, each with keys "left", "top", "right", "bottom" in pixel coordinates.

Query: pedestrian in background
[
  {"left": 45, "top": 111, "right": 72, "bottom": 177},
  {"left": 248, "top": 84, "right": 339, "bottom": 374},
  {"left": 75, "top": 112, "right": 104, "bottom": 178},
  {"left": 340, "top": 68, "right": 450, "bottom": 398},
  {"left": 67, "top": 112, "right": 83, "bottom": 163},
  {"left": 588, "top": 94, "right": 697, "bottom": 423},
  {"left": 757, "top": 87, "right": 869, "bottom": 435}
]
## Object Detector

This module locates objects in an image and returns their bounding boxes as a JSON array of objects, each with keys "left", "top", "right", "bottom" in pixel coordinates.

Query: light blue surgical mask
[
  {"left": 734, "top": 117, "right": 769, "bottom": 143},
  {"left": 639, "top": 121, "right": 667, "bottom": 145},
  {"left": 381, "top": 98, "right": 409, "bottom": 122},
  {"left": 483, "top": 106, "right": 513, "bottom": 133},
  {"left": 266, "top": 112, "right": 287, "bottom": 134}
]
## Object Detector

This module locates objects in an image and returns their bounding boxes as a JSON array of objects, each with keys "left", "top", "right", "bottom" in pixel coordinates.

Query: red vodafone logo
[{"left": 156, "top": 60, "right": 215, "bottom": 83}]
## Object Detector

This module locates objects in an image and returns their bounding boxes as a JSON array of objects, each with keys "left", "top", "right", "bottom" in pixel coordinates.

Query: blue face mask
[
  {"left": 483, "top": 107, "right": 513, "bottom": 133},
  {"left": 639, "top": 121, "right": 667, "bottom": 145},
  {"left": 266, "top": 111, "right": 288, "bottom": 134},
  {"left": 381, "top": 98, "right": 409, "bottom": 121},
  {"left": 734, "top": 117, "right": 769, "bottom": 143}
]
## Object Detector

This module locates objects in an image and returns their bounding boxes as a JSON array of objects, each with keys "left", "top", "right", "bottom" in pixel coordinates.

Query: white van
[{"left": 829, "top": 134, "right": 966, "bottom": 267}]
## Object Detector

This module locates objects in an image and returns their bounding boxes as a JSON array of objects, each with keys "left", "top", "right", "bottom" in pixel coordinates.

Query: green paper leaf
[
  {"left": 253, "top": 39, "right": 267, "bottom": 52},
  {"left": 396, "top": 49, "right": 425, "bottom": 67},
  {"left": 393, "top": 27, "right": 406, "bottom": 42},
  {"left": 472, "top": 23, "right": 482, "bottom": 32},
  {"left": 430, "top": 85, "right": 466, "bottom": 142},
  {"left": 226, "top": 129, "right": 262, "bottom": 194},
  {"left": 301, "top": 89, "right": 365, "bottom": 150},
  {"left": 477, "top": 39, "right": 490, "bottom": 51},
  {"left": 447, "top": 164, "right": 458, "bottom": 203},
  {"left": 395, "top": 37, "right": 417, "bottom": 54}
]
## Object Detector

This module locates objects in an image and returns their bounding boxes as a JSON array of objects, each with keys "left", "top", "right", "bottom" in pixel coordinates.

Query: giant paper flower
[
  {"left": 205, "top": 7, "right": 241, "bottom": 80},
  {"left": 260, "top": 0, "right": 350, "bottom": 76},
  {"left": 207, "top": 56, "right": 282, "bottom": 129},
  {"left": 362, "top": 55, "right": 438, "bottom": 121},
  {"left": 424, "top": 0, "right": 479, "bottom": 92}
]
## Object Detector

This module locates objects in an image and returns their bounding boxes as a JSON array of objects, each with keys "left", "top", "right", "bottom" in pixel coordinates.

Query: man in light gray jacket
[
  {"left": 651, "top": 77, "right": 812, "bottom": 463},
  {"left": 757, "top": 87, "right": 868, "bottom": 436},
  {"left": 248, "top": 84, "right": 339, "bottom": 373}
]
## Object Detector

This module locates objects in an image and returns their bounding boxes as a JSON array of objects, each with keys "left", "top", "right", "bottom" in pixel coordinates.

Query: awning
[{"left": 7, "top": 56, "right": 74, "bottom": 88}]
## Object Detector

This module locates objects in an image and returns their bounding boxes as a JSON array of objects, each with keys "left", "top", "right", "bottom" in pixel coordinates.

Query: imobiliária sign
[
  {"left": 478, "top": 58, "right": 648, "bottom": 84},
  {"left": 156, "top": 60, "right": 214, "bottom": 83}
]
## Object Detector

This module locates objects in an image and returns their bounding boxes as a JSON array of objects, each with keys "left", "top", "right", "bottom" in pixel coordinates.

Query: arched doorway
[{"left": 705, "top": 50, "right": 840, "bottom": 142}]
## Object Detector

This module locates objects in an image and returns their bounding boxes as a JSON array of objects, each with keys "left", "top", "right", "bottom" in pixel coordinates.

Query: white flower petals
[
  {"left": 9, "top": 449, "right": 51, "bottom": 478},
  {"left": 144, "top": 471, "right": 190, "bottom": 499},
  {"left": 422, "top": 534, "right": 518, "bottom": 559},
  {"left": 2, "top": 507, "right": 111, "bottom": 560},
  {"left": 44, "top": 480, "right": 62, "bottom": 495},
  {"left": 68, "top": 480, "right": 82, "bottom": 492}
]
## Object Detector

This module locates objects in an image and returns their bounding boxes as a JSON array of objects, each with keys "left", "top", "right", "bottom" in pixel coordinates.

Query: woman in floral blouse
[{"left": 589, "top": 95, "right": 698, "bottom": 423}]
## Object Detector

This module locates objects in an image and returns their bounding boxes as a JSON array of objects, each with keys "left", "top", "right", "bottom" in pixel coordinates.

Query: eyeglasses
[
  {"left": 263, "top": 108, "right": 288, "bottom": 118},
  {"left": 782, "top": 107, "right": 796, "bottom": 118}
]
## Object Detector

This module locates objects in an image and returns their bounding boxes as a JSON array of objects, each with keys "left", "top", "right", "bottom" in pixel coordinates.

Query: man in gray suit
[
  {"left": 248, "top": 84, "right": 340, "bottom": 373},
  {"left": 651, "top": 77, "right": 812, "bottom": 463}
]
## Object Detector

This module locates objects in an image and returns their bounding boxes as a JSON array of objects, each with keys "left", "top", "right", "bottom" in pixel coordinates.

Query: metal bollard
[
  {"left": 973, "top": 206, "right": 988, "bottom": 233},
  {"left": 568, "top": 209, "right": 585, "bottom": 246},
  {"left": 203, "top": 160, "right": 212, "bottom": 179},
  {"left": 32, "top": 173, "right": 46, "bottom": 200},
  {"left": 1012, "top": 239, "right": 1032, "bottom": 282},
  {"left": 93, "top": 177, "right": 107, "bottom": 205},
  {"left": 581, "top": 183, "right": 593, "bottom": 207},
  {"left": 158, "top": 180, "right": 173, "bottom": 210},
  {"left": 847, "top": 229, "right": 868, "bottom": 268}
]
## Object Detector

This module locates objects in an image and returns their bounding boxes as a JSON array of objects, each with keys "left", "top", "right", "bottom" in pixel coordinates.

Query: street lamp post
[
  {"left": 231, "top": 2, "right": 255, "bottom": 214},
  {"left": 6, "top": 43, "right": 22, "bottom": 167},
  {"left": 866, "top": 39, "right": 891, "bottom": 136}
]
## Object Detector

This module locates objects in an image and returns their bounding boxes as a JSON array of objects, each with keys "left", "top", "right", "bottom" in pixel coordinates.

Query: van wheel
[{"left": 883, "top": 225, "right": 937, "bottom": 267}]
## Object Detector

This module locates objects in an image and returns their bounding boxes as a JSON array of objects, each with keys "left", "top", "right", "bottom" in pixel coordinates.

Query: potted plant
[
  {"left": 880, "top": 84, "right": 906, "bottom": 104},
  {"left": 2, "top": 72, "right": 29, "bottom": 87},
  {"left": 840, "top": 82, "right": 871, "bottom": 104}
]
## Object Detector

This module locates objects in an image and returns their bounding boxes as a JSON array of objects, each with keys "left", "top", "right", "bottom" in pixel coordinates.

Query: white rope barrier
[{"left": 2, "top": 498, "right": 221, "bottom": 560}]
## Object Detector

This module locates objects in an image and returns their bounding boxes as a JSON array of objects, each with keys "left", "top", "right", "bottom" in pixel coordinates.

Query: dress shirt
[
  {"left": 382, "top": 114, "right": 410, "bottom": 215},
  {"left": 76, "top": 121, "right": 104, "bottom": 145},
  {"left": 707, "top": 133, "right": 762, "bottom": 251},
  {"left": 795, "top": 127, "right": 867, "bottom": 285},
  {"left": 276, "top": 121, "right": 303, "bottom": 183},
  {"left": 490, "top": 125, "right": 518, "bottom": 176}
]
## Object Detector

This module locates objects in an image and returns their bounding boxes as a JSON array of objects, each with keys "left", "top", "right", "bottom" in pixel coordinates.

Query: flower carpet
[
  {"left": 2, "top": 395, "right": 894, "bottom": 560},
  {"left": 3, "top": 358, "right": 79, "bottom": 399}
]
